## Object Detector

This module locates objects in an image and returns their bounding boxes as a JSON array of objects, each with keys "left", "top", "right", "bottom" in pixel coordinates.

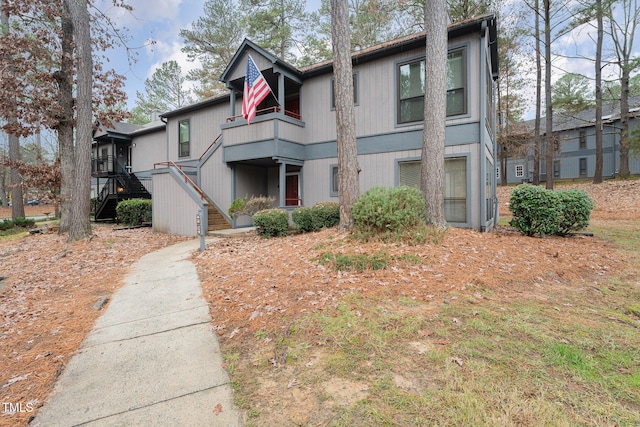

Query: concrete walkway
[{"left": 32, "top": 238, "right": 244, "bottom": 427}]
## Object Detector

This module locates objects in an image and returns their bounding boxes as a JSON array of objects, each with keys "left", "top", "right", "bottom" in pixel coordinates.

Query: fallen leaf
[{"left": 213, "top": 403, "right": 223, "bottom": 415}]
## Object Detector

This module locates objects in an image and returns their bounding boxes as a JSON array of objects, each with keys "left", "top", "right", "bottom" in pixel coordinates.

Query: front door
[{"left": 285, "top": 173, "right": 300, "bottom": 206}]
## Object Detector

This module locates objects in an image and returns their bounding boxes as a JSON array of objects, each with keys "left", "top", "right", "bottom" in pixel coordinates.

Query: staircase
[
  {"left": 94, "top": 168, "right": 151, "bottom": 221},
  {"left": 206, "top": 199, "right": 231, "bottom": 232}
]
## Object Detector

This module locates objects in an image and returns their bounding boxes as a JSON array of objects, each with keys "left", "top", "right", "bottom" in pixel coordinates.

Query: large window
[
  {"left": 397, "top": 157, "right": 467, "bottom": 223},
  {"left": 179, "top": 119, "right": 190, "bottom": 157},
  {"left": 398, "top": 48, "right": 466, "bottom": 124}
]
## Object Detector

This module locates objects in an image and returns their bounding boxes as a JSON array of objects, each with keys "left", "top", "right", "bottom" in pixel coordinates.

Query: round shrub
[
  {"left": 352, "top": 186, "right": 425, "bottom": 234},
  {"left": 509, "top": 185, "right": 563, "bottom": 236},
  {"left": 557, "top": 189, "right": 594, "bottom": 235},
  {"left": 292, "top": 206, "right": 314, "bottom": 232},
  {"left": 509, "top": 185, "right": 593, "bottom": 236},
  {"left": 310, "top": 202, "right": 340, "bottom": 230},
  {"left": 116, "top": 199, "right": 152, "bottom": 226},
  {"left": 253, "top": 208, "right": 289, "bottom": 238}
]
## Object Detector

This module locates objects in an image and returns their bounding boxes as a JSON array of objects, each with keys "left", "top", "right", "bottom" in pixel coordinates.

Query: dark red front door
[{"left": 285, "top": 174, "right": 300, "bottom": 206}]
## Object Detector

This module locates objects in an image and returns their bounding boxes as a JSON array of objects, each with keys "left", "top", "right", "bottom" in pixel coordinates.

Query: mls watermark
[{"left": 2, "top": 401, "right": 34, "bottom": 414}]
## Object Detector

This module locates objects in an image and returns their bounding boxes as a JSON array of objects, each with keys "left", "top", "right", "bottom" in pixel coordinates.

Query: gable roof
[
  {"left": 219, "top": 38, "right": 302, "bottom": 85},
  {"left": 523, "top": 95, "right": 640, "bottom": 134}
]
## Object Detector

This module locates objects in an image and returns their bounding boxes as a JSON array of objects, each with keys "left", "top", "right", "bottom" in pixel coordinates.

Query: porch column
[
  {"left": 230, "top": 90, "right": 236, "bottom": 118},
  {"left": 278, "top": 73, "right": 285, "bottom": 114},
  {"left": 279, "top": 161, "right": 286, "bottom": 208}
]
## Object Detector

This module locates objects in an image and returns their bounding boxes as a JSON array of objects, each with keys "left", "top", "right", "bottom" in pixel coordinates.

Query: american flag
[{"left": 242, "top": 55, "right": 271, "bottom": 125}]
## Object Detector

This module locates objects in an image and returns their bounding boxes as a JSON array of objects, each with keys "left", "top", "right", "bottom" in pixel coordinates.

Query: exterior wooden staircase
[{"left": 206, "top": 198, "right": 230, "bottom": 232}]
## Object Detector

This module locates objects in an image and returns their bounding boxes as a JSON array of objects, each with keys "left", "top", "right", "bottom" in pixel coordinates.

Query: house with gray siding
[
  {"left": 95, "top": 14, "right": 499, "bottom": 236},
  {"left": 503, "top": 96, "right": 640, "bottom": 184}
]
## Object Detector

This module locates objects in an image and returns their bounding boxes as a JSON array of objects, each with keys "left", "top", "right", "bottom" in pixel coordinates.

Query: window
[
  {"left": 397, "top": 157, "right": 467, "bottom": 223},
  {"left": 330, "top": 165, "right": 339, "bottom": 196},
  {"left": 179, "top": 119, "right": 190, "bottom": 157},
  {"left": 445, "top": 157, "right": 467, "bottom": 223},
  {"left": 398, "top": 48, "right": 466, "bottom": 124},
  {"left": 515, "top": 164, "right": 524, "bottom": 178},
  {"left": 331, "top": 73, "right": 359, "bottom": 109},
  {"left": 553, "top": 160, "right": 561, "bottom": 178},
  {"left": 579, "top": 131, "right": 586, "bottom": 149},
  {"left": 579, "top": 158, "right": 587, "bottom": 176}
]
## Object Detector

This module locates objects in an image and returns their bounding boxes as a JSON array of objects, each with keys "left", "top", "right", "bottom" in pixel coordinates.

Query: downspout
[
  {"left": 161, "top": 116, "right": 168, "bottom": 162},
  {"left": 479, "top": 20, "right": 488, "bottom": 232}
]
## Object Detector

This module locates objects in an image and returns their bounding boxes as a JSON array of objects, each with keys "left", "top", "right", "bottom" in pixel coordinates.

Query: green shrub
[
  {"left": 292, "top": 206, "right": 314, "bottom": 232},
  {"left": 310, "top": 201, "right": 340, "bottom": 230},
  {"left": 253, "top": 208, "right": 289, "bottom": 238},
  {"left": 228, "top": 196, "right": 247, "bottom": 218},
  {"left": 0, "top": 217, "right": 36, "bottom": 231},
  {"left": 116, "top": 199, "right": 152, "bottom": 226},
  {"left": 557, "top": 189, "right": 594, "bottom": 235},
  {"left": 352, "top": 186, "right": 425, "bottom": 235},
  {"left": 293, "top": 202, "right": 340, "bottom": 232},
  {"left": 509, "top": 185, "right": 593, "bottom": 236}
]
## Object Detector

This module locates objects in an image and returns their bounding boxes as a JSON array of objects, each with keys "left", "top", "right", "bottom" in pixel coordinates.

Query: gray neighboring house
[
  {"left": 502, "top": 96, "right": 640, "bottom": 184},
  {"left": 95, "top": 14, "right": 500, "bottom": 236}
]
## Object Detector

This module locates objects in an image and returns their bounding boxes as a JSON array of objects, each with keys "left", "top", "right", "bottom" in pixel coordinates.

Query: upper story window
[
  {"left": 179, "top": 119, "right": 190, "bottom": 157},
  {"left": 331, "top": 73, "right": 359, "bottom": 110},
  {"left": 579, "top": 130, "right": 586, "bottom": 149},
  {"left": 397, "top": 47, "right": 467, "bottom": 124}
]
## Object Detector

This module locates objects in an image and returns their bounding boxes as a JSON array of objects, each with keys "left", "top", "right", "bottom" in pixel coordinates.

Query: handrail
[
  {"left": 226, "top": 106, "right": 281, "bottom": 122},
  {"left": 154, "top": 161, "right": 207, "bottom": 201},
  {"left": 199, "top": 133, "right": 222, "bottom": 162}
]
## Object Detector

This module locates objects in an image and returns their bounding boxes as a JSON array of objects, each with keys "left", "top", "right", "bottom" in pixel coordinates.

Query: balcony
[{"left": 221, "top": 107, "right": 306, "bottom": 163}]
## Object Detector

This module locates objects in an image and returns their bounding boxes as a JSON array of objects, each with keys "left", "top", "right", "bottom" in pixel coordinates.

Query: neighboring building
[
  {"left": 91, "top": 121, "right": 154, "bottom": 220},
  {"left": 503, "top": 96, "right": 640, "bottom": 184},
  {"left": 93, "top": 14, "right": 500, "bottom": 236}
]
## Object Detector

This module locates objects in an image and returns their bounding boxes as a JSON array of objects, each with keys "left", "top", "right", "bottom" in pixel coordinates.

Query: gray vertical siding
[
  {"left": 131, "top": 24, "right": 498, "bottom": 233},
  {"left": 152, "top": 170, "right": 204, "bottom": 236},
  {"left": 131, "top": 129, "right": 166, "bottom": 173}
]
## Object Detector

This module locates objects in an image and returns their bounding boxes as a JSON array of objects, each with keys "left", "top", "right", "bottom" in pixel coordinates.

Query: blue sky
[{"left": 102, "top": 0, "right": 322, "bottom": 110}]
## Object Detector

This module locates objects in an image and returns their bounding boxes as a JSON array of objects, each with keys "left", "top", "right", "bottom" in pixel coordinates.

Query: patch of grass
[
  {"left": 625, "top": 304, "right": 640, "bottom": 318},
  {"left": 317, "top": 252, "right": 390, "bottom": 272}
]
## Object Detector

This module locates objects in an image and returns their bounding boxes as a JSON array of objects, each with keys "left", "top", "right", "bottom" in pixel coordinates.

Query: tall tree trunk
[
  {"left": 330, "top": 0, "right": 359, "bottom": 231},
  {"left": 533, "top": 0, "right": 542, "bottom": 185},
  {"left": 8, "top": 122, "right": 24, "bottom": 219},
  {"left": 544, "top": 0, "right": 554, "bottom": 190},
  {"left": 421, "top": 0, "right": 447, "bottom": 228},
  {"left": 1, "top": 0, "right": 25, "bottom": 218},
  {"left": 67, "top": 0, "right": 92, "bottom": 240},
  {"left": 56, "top": 5, "right": 75, "bottom": 232},
  {"left": 593, "top": 0, "right": 604, "bottom": 184},
  {"left": 619, "top": 67, "right": 631, "bottom": 177}
]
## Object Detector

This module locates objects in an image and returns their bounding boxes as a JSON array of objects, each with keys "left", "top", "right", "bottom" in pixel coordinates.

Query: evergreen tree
[
  {"left": 240, "top": 0, "right": 309, "bottom": 62},
  {"left": 180, "top": 0, "right": 243, "bottom": 98},
  {"left": 551, "top": 73, "right": 594, "bottom": 113},
  {"left": 131, "top": 61, "right": 193, "bottom": 124}
]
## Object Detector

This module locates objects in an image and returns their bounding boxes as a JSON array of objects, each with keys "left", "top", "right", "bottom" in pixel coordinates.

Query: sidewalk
[{"left": 32, "top": 238, "right": 244, "bottom": 426}]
